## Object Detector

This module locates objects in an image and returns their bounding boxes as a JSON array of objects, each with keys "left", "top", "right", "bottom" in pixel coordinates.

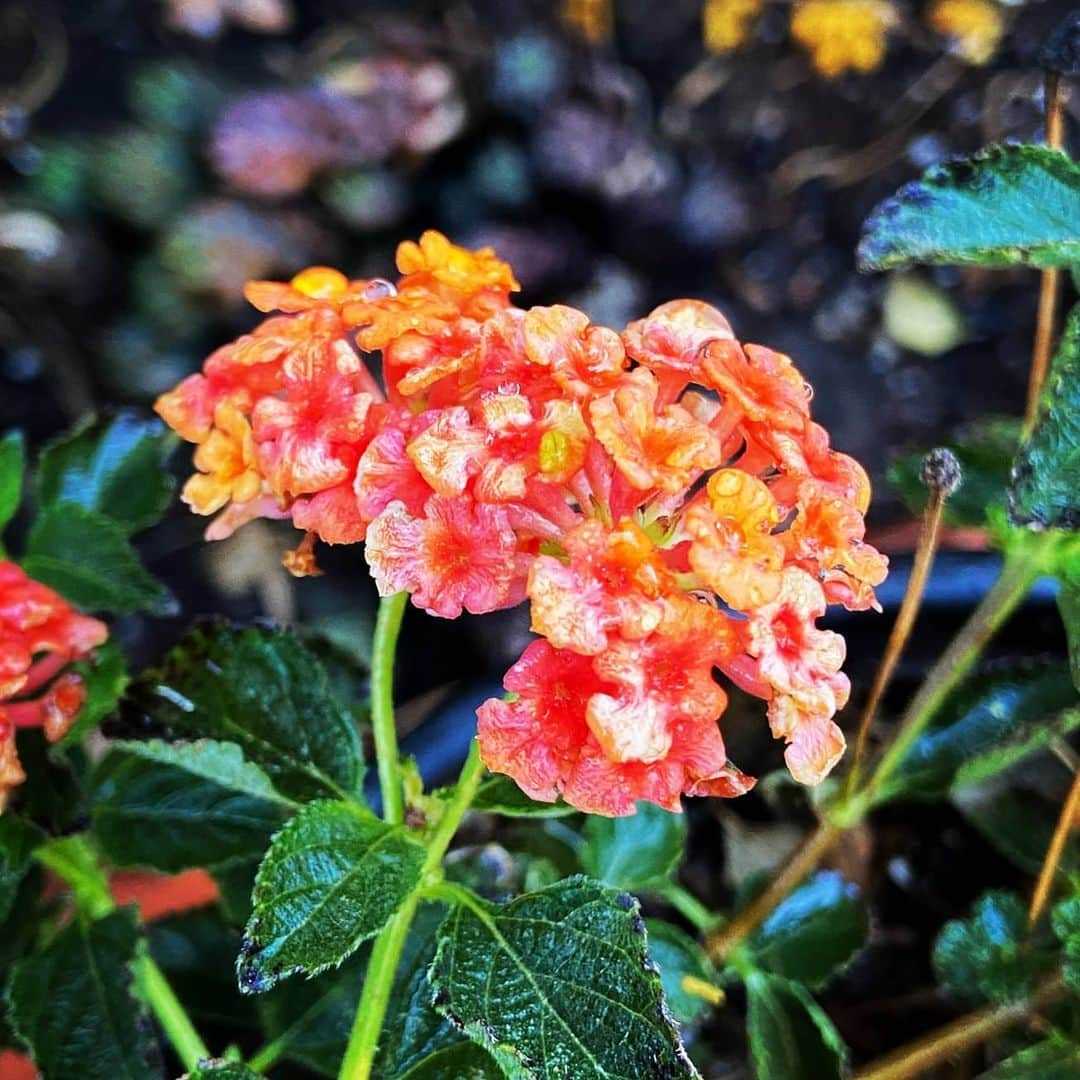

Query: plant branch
[
  {"left": 371, "top": 590, "right": 408, "bottom": 826},
  {"left": 852, "top": 975, "right": 1066, "bottom": 1080},
  {"left": 1029, "top": 763, "right": 1080, "bottom": 927},
  {"left": 133, "top": 949, "right": 211, "bottom": 1073}
]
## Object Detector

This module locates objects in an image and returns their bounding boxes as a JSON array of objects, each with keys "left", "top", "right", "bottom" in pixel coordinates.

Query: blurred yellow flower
[
  {"left": 561, "top": 0, "right": 614, "bottom": 43},
  {"left": 791, "top": 0, "right": 898, "bottom": 78},
  {"left": 927, "top": 0, "right": 1004, "bottom": 65},
  {"left": 703, "top": 0, "right": 765, "bottom": 53}
]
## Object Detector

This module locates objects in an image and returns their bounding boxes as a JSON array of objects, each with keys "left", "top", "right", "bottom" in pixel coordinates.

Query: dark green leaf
[
  {"left": 92, "top": 739, "right": 294, "bottom": 874},
  {"left": 10, "top": 730, "right": 87, "bottom": 833},
  {"left": 880, "top": 662, "right": 1079, "bottom": 801},
  {"left": 378, "top": 904, "right": 504, "bottom": 1079},
  {"left": 431, "top": 876, "right": 698, "bottom": 1079},
  {"left": 644, "top": 919, "right": 717, "bottom": 1027},
  {"left": 23, "top": 503, "right": 172, "bottom": 615},
  {"left": 888, "top": 417, "right": 1020, "bottom": 528},
  {"left": 118, "top": 623, "right": 362, "bottom": 802},
  {"left": 1058, "top": 565, "right": 1080, "bottom": 692},
  {"left": 745, "top": 970, "right": 847, "bottom": 1080},
  {"left": 743, "top": 872, "right": 868, "bottom": 989},
  {"left": 858, "top": 145, "right": 1080, "bottom": 271},
  {"left": 580, "top": 801, "right": 686, "bottom": 892},
  {"left": 1052, "top": 896, "right": 1080, "bottom": 993},
  {"left": 981, "top": 1036, "right": 1080, "bottom": 1078},
  {"left": 62, "top": 639, "right": 129, "bottom": 746},
  {"left": 0, "top": 817, "right": 42, "bottom": 923},
  {"left": 183, "top": 1062, "right": 261, "bottom": 1080},
  {"left": 212, "top": 857, "right": 260, "bottom": 927},
  {"left": 933, "top": 891, "right": 1052, "bottom": 1004},
  {"left": 256, "top": 952, "right": 366, "bottom": 1076},
  {"left": 36, "top": 412, "right": 175, "bottom": 535},
  {"left": 6, "top": 907, "right": 160, "bottom": 1080},
  {"left": 0, "top": 429, "right": 24, "bottom": 535},
  {"left": 1011, "top": 303, "right": 1080, "bottom": 529},
  {"left": 239, "top": 800, "right": 425, "bottom": 993},
  {"left": 472, "top": 773, "right": 575, "bottom": 817}
]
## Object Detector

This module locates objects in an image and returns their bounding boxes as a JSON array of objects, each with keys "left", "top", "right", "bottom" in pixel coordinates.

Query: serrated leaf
[
  {"left": 580, "top": 801, "right": 686, "bottom": 892},
  {"left": 6, "top": 907, "right": 160, "bottom": 1080},
  {"left": 23, "top": 503, "right": 172, "bottom": 615},
  {"left": 743, "top": 872, "right": 867, "bottom": 989},
  {"left": 184, "top": 1063, "right": 261, "bottom": 1080},
  {"left": 1011, "top": 303, "right": 1080, "bottom": 530},
  {"left": 0, "top": 817, "right": 42, "bottom": 923},
  {"left": 0, "top": 429, "right": 24, "bottom": 536},
  {"left": 472, "top": 773, "right": 575, "bottom": 818},
  {"left": 982, "top": 1037, "right": 1080, "bottom": 1079},
  {"left": 933, "top": 891, "right": 1053, "bottom": 1004},
  {"left": 92, "top": 739, "right": 294, "bottom": 874},
  {"left": 858, "top": 145, "right": 1080, "bottom": 271},
  {"left": 62, "top": 639, "right": 129, "bottom": 746},
  {"left": 1051, "top": 896, "right": 1080, "bottom": 993},
  {"left": 431, "top": 876, "right": 698, "bottom": 1080},
  {"left": 644, "top": 919, "right": 717, "bottom": 1027},
  {"left": 36, "top": 412, "right": 175, "bottom": 535},
  {"left": 888, "top": 417, "right": 1020, "bottom": 528},
  {"left": 118, "top": 623, "right": 362, "bottom": 802},
  {"left": 378, "top": 904, "right": 504, "bottom": 1079},
  {"left": 879, "top": 662, "right": 1079, "bottom": 801},
  {"left": 239, "top": 800, "right": 426, "bottom": 993},
  {"left": 745, "top": 970, "right": 847, "bottom": 1080}
]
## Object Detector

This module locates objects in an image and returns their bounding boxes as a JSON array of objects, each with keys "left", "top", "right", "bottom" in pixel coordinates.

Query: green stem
[
  {"left": 337, "top": 739, "right": 487, "bottom": 1080},
  {"left": 371, "top": 591, "right": 408, "bottom": 826},
  {"left": 657, "top": 882, "right": 719, "bottom": 932},
  {"left": 36, "top": 835, "right": 210, "bottom": 1070}
]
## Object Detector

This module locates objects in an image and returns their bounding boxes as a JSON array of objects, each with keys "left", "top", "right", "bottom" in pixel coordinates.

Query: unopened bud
[{"left": 920, "top": 447, "right": 962, "bottom": 497}]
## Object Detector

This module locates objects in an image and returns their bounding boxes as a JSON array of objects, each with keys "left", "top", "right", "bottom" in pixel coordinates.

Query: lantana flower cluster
[
  {"left": 0, "top": 562, "right": 108, "bottom": 806},
  {"left": 156, "top": 231, "right": 886, "bottom": 816}
]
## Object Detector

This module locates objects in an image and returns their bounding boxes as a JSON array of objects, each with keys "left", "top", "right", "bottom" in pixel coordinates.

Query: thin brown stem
[
  {"left": 852, "top": 976, "right": 1066, "bottom": 1080},
  {"left": 1028, "top": 764, "right": 1080, "bottom": 928},
  {"left": 1024, "top": 71, "right": 1066, "bottom": 434},
  {"left": 846, "top": 487, "right": 946, "bottom": 796},
  {"left": 705, "top": 820, "right": 841, "bottom": 963}
]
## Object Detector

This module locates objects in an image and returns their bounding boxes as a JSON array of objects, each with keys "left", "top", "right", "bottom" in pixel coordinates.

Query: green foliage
[
  {"left": 239, "top": 800, "right": 426, "bottom": 992},
  {"left": 35, "top": 412, "right": 175, "bottom": 535},
  {"left": 472, "top": 773, "right": 575, "bottom": 817},
  {"left": 119, "top": 623, "right": 363, "bottom": 801},
  {"left": 184, "top": 1063, "right": 262, "bottom": 1080},
  {"left": 1011, "top": 303, "right": 1080, "bottom": 530},
  {"left": 430, "top": 876, "right": 697, "bottom": 1079},
  {"left": 92, "top": 739, "right": 295, "bottom": 874},
  {"left": 62, "top": 640, "right": 129, "bottom": 747},
  {"left": 888, "top": 417, "right": 1020, "bottom": 528},
  {"left": 983, "top": 1037, "right": 1080, "bottom": 1079},
  {"left": 0, "top": 429, "right": 25, "bottom": 538},
  {"left": 1051, "top": 896, "right": 1080, "bottom": 993},
  {"left": 879, "top": 662, "right": 1079, "bottom": 801},
  {"left": 579, "top": 801, "right": 686, "bottom": 891},
  {"left": 0, "top": 817, "right": 42, "bottom": 924},
  {"left": 5, "top": 908, "right": 159, "bottom": 1080},
  {"left": 23, "top": 502, "right": 173, "bottom": 614},
  {"left": 933, "top": 891, "right": 1052, "bottom": 1004},
  {"left": 744, "top": 970, "right": 847, "bottom": 1080},
  {"left": 857, "top": 145, "right": 1080, "bottom": 271},
  {"left": 1059, "top": 564, "right": 1080, "bottom": 692},
  {"left": 743, "top": 872, "right": 868, "bottom": 989},
  {"left": 643, "top": 919, "right": 718, "bottom": 1027}
]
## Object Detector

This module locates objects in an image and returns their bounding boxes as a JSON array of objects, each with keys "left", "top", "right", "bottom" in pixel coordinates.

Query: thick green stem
[
  {"left": 337, "top": 740, "right": 487, "bottom": 1080},
  {"left": 658, "top": 882, "right": 721, "bottom": 932},
  {"left": 371, "top": 591, "right": 408, "bottom": 826},
  {"left": 133, "top": 950, "right": 211, "bottom": 1072}
]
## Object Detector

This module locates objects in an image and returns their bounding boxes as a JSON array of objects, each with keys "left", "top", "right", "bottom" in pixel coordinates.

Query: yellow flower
[
  {"left": 703, "top": 0, "right": 765, "bottom": 53},
  {"left": 560, "top": 0, "right": 613, "bottom": 44},
  {"left": 790, "top": 0, "right": 898, "bottom": 78},
  {"left": 927, "top": 0, "right": 1004, "bottom": 65}
]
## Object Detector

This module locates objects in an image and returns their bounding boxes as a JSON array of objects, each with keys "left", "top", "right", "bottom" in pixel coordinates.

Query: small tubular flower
[
  {"left": 927, "top": 0, "right": 1003, "bottom": 65},
  {"left": 790, "top": 0, "right": 897, "bottom": 78}
]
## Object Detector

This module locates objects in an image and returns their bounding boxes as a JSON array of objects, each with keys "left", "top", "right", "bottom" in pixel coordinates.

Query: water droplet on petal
[{"left": 363, "top": 278, "right": 397, "bottom": 300}]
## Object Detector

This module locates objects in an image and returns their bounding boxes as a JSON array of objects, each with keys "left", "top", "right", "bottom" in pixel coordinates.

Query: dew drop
[
  {"left": 363, "top": 278, "right": 397, "bottom": 300},
  {"left": 803, "top": 382, "right": 815, "bottom": 400}
]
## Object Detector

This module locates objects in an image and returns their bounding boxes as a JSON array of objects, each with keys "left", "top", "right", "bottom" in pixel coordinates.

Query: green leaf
[
  {"left": 745, "top": 970, "right": 847, "bottom": 1080},
  {"left": 92, "top": 739, "right": 294, "bottom": 874},
  {"left": 23, "top": 503, "right": 172, "bottom": 615},
  {"left": 183, "top": 1063, "right": 261, "bottom": 1080},
  {"left": 858, "top": 144, "right": 1080, "bottom": 271},
  {"left": 580, "top": 801, "right": 686, "bottom": 892},
  {"left": 879, "top": 662, "right": 1079, "bottom": 801},
  {"left": 0, "top": 817, "right": 42, "bottom": 923},
  {"left": 1052, "top": 896, "right": 1080, "bottom": 993},
  {"left": 378, "top": 904, "right": 504, "bottom": 1079},
  {"left": 431, "top": 876, "right": 698, "bottom": 1079},
  {"left": 1058, "top": 566, "right": 1080, "bottom": 692},
  {"left": 888, "top": 417, "right": 1020, "bottom": 528},
  {"left": 472, "top": 773, "right": 576, "bottom": 817},
  {"left": 36, "top": 412, "right": 175, "bottom": 535},
  {"left": 256, "top": 952, "right": 366, "bottom": 1076},
  {"left": 743, "top": 872, "right": 868, "bottom": 989},
  {"left": 982, "top": 1037, "right": 1080, "bottom": 1079},
  {"left": 1011, "top": 303, "right": 1080, "bottom": 530},
  {"left": 0, "top": 429, "right": 24, "bottom": 535},
  {"left": 6, "top": 907, "right": 160, "bottom": 1080},
  {"left": 239, "top": 800, "right": 426, "bottom": 993},
  {"left": 118, "top": 623, "right": 362, "bottom": 802},
  {"left": 933, "top": 891, "right": 1052, "bottom": 1004},
  {"left": 61, "top": 639, "right": 129, "bottom": 746},
  {"left": 212, "top": 857, "right": 261, "bottom": 926},
  {"left": 644, "top": 919, "right": 717, "bottom": 1027}
]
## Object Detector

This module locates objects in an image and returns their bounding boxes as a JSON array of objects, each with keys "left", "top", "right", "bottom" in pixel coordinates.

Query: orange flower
[
  {"left": 182, "top": 400, "right": 261, "bottom": 515},
  {"left": 395, "top": 229, "right": 520, "bottom": 294}
]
